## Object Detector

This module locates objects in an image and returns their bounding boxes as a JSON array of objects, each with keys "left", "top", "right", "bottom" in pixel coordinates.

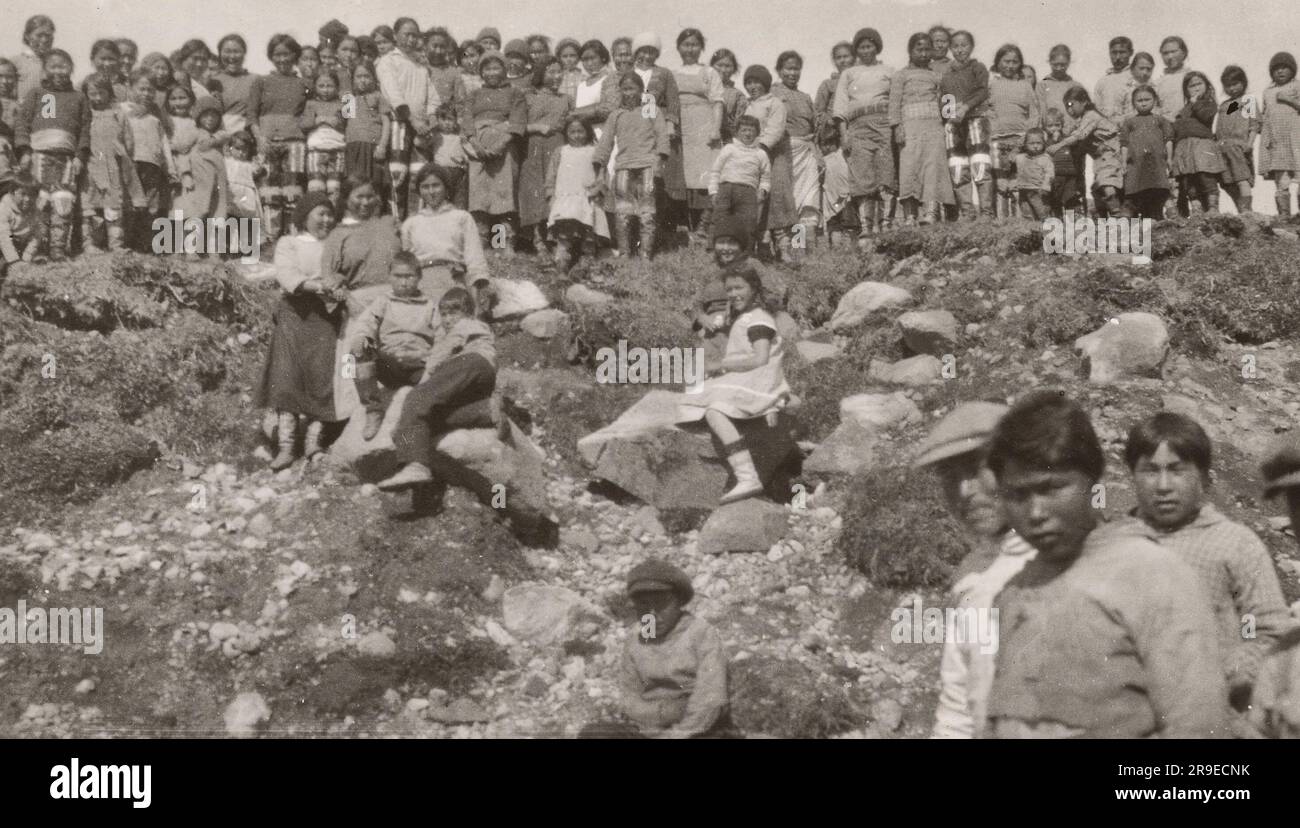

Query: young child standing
[
  {"left": 124, "top": 68, "right": 176, "bottom": 252},
  {"left": 15, "top": 49, "right": 91, "bottom": 261},
  {"left": 1048, "top": 87, "right": 1122, "bottom": 217},
  {"left": 545, "top": 115, "right": 607, "bottom": 273},
  {"left": 939, "top": 30, "right": 992, "bottom": 220},
  {"left": 1259, "top": 52, "right": 1300, "bottom": 217},
  {"left": 1171, "top": 71, "right": 1225, "bottom": 215},
  {"left": 817, "top": 125, "right": 857, "bottom": 245},
  {"left": 166, "top": 84, "right": 199, "bottom": 207},
  {"left": 1012, "top": 127, "right": 1053, "bottom": 220},
  {"left": 890, "top": 33, "right": 955, "bottom": 225},
  {"left": 1216, "top": 66, "right": 1259, "bottom": 214},
  {"left": 177, "top": 101, "right": 233, "bottom": 256},
  {"left": 0, "top": 174, "right": 45, "bottom": 281},
  {"left": 459, "top": 41, "right": 484, "bottom": 95},
  {"left": 377, "top": 285, "right": 497, "bottom": 491},
  {"left": 82, "top": 75, "right": 135, "bottom": 253},
  {"left": 579, "top": 558, "right": 729, "bottom": 739},
  {"left": 987, "top": 44, "right": 1041, "bottom": 218},
  {"left": 706, "top": 114, "right": 771, "bottom": 249},
  {"left": 430, "top": 104, "right": 469, "bottom": 210},
  {"left": 593, "top": 72, "right": 669, "bottom": 259},
  {"left": 1120, "top": 85, "right": 1174, "bottom": 219},
  {"left": 1042, "top": 108, "right": 1081, "bottom": 216},
  {"left": 519, "top": 57, "right": 570, "bottom": 256},
  {"left": 343, "top": 61, "right": 392, "bottom": 199},
  {"left": 302, "top": 70, "right": 348, "bottom": 208},
  {"left": 347, "top": 251, "right": 439, "bottom": 440}
]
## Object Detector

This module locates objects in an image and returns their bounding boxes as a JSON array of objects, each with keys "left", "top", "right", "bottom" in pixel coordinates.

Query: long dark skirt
[{"left": 256, "top": 293, "right": 344, "bottom": 421}]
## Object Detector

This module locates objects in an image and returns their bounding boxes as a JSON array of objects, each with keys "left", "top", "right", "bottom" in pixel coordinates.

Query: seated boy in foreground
[
  {"left": 347, "top": 251, "right": 439, "bottom": 441},
  {"left": 377, "top": 286, "right": 496, "bottom": 491},
  {"left": 580, "top": 558, "right": 731, "bottom": 738}
]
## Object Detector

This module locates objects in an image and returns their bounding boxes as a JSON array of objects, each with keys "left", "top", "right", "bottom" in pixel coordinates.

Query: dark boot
[
  {"left": 919, "top": 201, "right": 940, "bottom": 225},
  {"left": 353, "top": 362, "right": 384, "bottom": 441},
  {"left": 639, "top": 217, "right": 656, "bottom": 260},
  {"left": 82, "top": 215, "right": 105, "bottom": 255},
  {"left": 270, "top": 411, "right": 297, "bottom": 471},
  {"left": 47, "top": 215, "right": 72, "bottom": 262},
  {"left": 976, "top": 179, "right": 995, "bottom": 219},
  {"left": 1276, "top": 192, "right": 1292, "bottom": 218},
  {"left": 615, "top": 216, "right": 634, "bottom": 258}
]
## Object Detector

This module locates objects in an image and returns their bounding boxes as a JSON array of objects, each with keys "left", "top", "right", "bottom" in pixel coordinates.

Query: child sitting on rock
[
  {"left": 347, "top": 251, "right": 439, "bottom": 441},
  {"left": 377, "top": 285, "right": 497, "bottom": 491},
  {"left": 580, "top": 558, "right": 731, "bottom": 738}
]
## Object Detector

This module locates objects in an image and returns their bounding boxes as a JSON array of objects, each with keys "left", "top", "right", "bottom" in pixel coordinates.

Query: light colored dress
[
  {"left": 667, "top": 63, "right": 724, "bottom": 206},
  {"left": 547, "top": 143, "right": 609, "bottom": 238},
  {"left": 175, "top": 130, "right": 230, "bottom": 220},
  {"left": 776, "top": 83, "right": 820, "bottom": 217},
  {"left": 1260, "top": 80, "right": 1300, "bottom": 176},
  {"left": 677, "top": 306, "right": 789, "bottom": 422}
]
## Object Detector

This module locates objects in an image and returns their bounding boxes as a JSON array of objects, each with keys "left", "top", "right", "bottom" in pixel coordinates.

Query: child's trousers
[
  {"left": 1017, "top": 189, "right": 1049, "bottom": 221},
  {"left": 1123, "top": 188, "right": 1169, "bottom": 220},
  {"left": 710, "top": 182, "right": 758, "bottom": 245},
  {"left": 392, "top": 352, "right": 496, "bottom": 466}
]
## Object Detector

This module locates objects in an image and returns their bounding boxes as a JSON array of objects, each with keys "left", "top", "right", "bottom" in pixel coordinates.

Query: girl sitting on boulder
[{"left": 677, "top": 263, "right": 790, "bottom": 504}]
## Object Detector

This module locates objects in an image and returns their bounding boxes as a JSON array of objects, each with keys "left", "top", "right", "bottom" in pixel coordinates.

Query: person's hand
[
  {"left": 954, "top": 103, "right": 968, "bottom": 121},
  {"left": 695, "top": 312, "right": 716, "bottom": 332},
  {"left": 181, "top": 173, "right": 195, "bottom": 192},
  {"left": 69, "top": 158, "right": 84, "bottom": 179},
  {"left": 1045, "top": 142, "right": 1060, "bottom": 155}
]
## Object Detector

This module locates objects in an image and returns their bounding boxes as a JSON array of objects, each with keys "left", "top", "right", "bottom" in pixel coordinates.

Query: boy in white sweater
[
  {"left": 707, "top": 114, "right": 769, "bottom": 250},
  {"left": 0, "top": 173, "right": 45, "bottom": 282}
]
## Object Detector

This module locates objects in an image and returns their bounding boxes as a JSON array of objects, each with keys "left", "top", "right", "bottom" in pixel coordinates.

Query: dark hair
[
  {"left": 90, "top": 39, "right": 121, "bottom": 60},
  {"left": 852, "top": 28, "right": 882, "bottom": 55},
  {"left": 217, "top": 34, "right": 247, "bottom": 56},
  {"left": 7, "top": 172, "right": 41, "bottom": 195},
  {"left": 167, "top": 81, "right": 196, "bottom": 108},
  {"left": 1159, "top": 35, "right": 1188, "bottom": 57},
  {"left": 1132, "top": 51, "right": 1155, "bottom": 69},
  {"left": 1270, "top": 52, "right": 1298, "bottom": 76},
  {"left": 267, "top": 34, "right": 302, "bottom": 62},
  {"left": 555, "top": 38, "right": 582, "bottom": 59},
  {"left": 676, "top": 28, "right": 705, "bottom": 50},
  {"left": 736, "top": 114, "right": 761, "bottom": 133},
  {"left": 993, "top": 44, "right": 1024, "bottom": 70},
  {"left": 23, "top": 15, "right": 55, "bottom": 45},
  {"left": 580, "top": 39, "right": 609, "bottom": 65},
  {"left": 816, "top": 122, "right": 841, "bottom": 146},
  {"left": 611, "top": 37, "right": 632, "bottom": 53},
  {"left": 352, "top": 59, "right": 377, "bottom": 81},
  {"left": 1047, "top": 43, "right": 1071, "bottom": 62},
  {"left": 1131, "top": 83, "right": 1159, "bottom": 106},
  {"left": 1124, "top": 412, "right": 1212, "bottom": 477},
  {"left": 1108, "top": 36, "right": 1133, "bottom": 51},
  {"left": 229, "top": 130, "right": 256, "bottom": 155},
  {"left": 1220, "top": 65, "right": 1247, "bottom": 88},
  {"left": 439, "top": 286, "right": 475, "bottom": 316},
  {"left": 372, "top": 25, "right": 395, "bottom": 42},
  {"left": 722, "top": 265, "right": 767, "bottom": 310},
  {"left": 906, "top": 32, "right": 933, "bottom": 56},
  {"left": 116, "top": 38, "right": 138, "bottom": 56},
  {"left": 425, "top": 27, "right": 454, "bottom": 47},
  {"left": 987, "top": 391, "right": 1105, "bottom": 483},
  {"left": 392, "top": 250, "right": 421, "bottom": 271},
  {"left": 1023, "top": 127, "right": 1046, "bottom": 145},
  {"left": 41, "top": 49, "right": 74, "bottom": 71},
  {"left": 950, "top": 30, "right": 974, "bottom": 48},
  {"left": 618, "top": 70, "right": 645, "bottom": 93},
  {"left": 1061, "top": 85, "right": 1096, "bottom": 111},
  {"left": 775, "top": 50, "right": 803, "bottom": 72},
  {"left": 831, "top": 41, "right": 853, "bottom": 58},
  {"left": 314, "top": 68, "right": 340, "bottom": 89},
  {"left": 433, "top": 102, "right": 458, "bottom": 121},
  {"left": 561, "top": 114, "right": 595, "bottom": 144},
  {"left": 177, "top": 39, "right": 211, "bottom": 65},
  {"left": 1042, "top": 106, "right": 1064, "bottom": 124},
  {"left": 393, "top": 17, "right": 420, "bottom": 36},
  {"left": 927, "top": 24, "right": 951, "bottom": 38},
  {"left": 709, "top": 48, "right": 738, "bottom": 71},
  {"left": 530, "top": 55, "right": 559, "bottom": 88},
  {"left": 1183, "top": 70, "right": 1215, "bottom": 104},
  {"left": 527, "top": 34, "right": 552, "bottom": 52},
  {"left": 414, "top": 163, "right": 453, "bottom": 191},
  {"left": 84, "top": 74, "right": 115, "bottom": 96}
]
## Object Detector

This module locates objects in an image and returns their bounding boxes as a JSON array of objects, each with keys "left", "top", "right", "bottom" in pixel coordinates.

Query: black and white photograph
[{"left": 0, "top": 0, "right": 1297, "bottom": 809}]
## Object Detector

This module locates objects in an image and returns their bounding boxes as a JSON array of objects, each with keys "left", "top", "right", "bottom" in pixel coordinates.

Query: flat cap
[
  {"left": 1263, "top": 434, "right": 1300, "bottom": 497},
  {"left": 626, "top": 558, "right": 693, "bottom": 603},
  {"left": 913, "top": 401, "right": 1008, "bottom": 468}
]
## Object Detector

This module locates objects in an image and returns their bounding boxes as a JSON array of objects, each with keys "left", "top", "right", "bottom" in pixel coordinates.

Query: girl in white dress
[
  {"left": 546, "top": 115, "right": 608, "bottom": 272},
  {"left": 677, "top": 265, "right": 790, "bottom": 504}
]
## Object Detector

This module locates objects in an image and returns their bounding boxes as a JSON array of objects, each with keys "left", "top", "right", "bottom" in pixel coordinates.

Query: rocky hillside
[{"left": 2, "top": 214, "right": 1298, "bottom": 738}]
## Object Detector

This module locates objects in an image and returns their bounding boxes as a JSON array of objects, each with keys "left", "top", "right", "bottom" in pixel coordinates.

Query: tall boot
[
  {"left": 47, "top": 215, "right": 72, "bottom": 262},
  {"left": 82, "top": 214, "right": 105, "bottom": 254},
  {"left": 919, "top": 201, "right": 940, "bottom": 226},
  {"left": 1232, "top": 191, "right": 1252, "bottom": 214},
  {"left": 1203, "top": 189, "right": 1219, "bottom": 214},
  {"left": 354, "top": 361, "right": 384, "bottom": 441},
  {"left": 639, "top": 216, "right": 656, "bottom": 260},
  {"left": 720, "top": 446, "right": 763, "bottom": 504},
  {"left": 262, "top": 196, "right": 283, "bottom": 245},
  {"left": 1276, "top": 191, "right": 1292, "bottom": 218},
  {"left": 878, "top": 193, "right": 894, "bottom": 230},
  {"left": 270, "top": 411, "right": 297, "bottom": 471},
  {"left": 106, "top": 219, "right": 125, "bottom": 252},
  {"left": 976, "top": 179, "right": 995, "bottom": 219},
  {"left": 615, "top": 216, "right": 634, "bottom": 258},
  {"left": 956, "top": 183, "right": 977, "bottom": 221},
  {"left": 855, "top": 200, "right": 872, "bottom": 251},
  {"left": 554, "top": 238, "right": 574, "bottom": 274},
  {"left": 772, "top": 228, "right": 795, "bottom": 265},
  {"left": 303, "top": 419, "right": 324, "bottom": 461}
]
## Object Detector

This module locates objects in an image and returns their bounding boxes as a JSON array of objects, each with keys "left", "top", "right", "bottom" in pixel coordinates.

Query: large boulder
[
  {"left": 867, "top": 355, "right": 943, "bottom": 387},
  {"left": 564, "top": 283, "right": 614, "bottom": 309},
  {"left": 577, "top": 390, "right": 799, "bottom": 515},
  {"left": 1074, "top": 312, "right": 1169, "bottom": 383},
  {"left": 332, "top": 387, "right": 550, "bottom": 526},
  {"left": 827, "top": 282, "right": 912, "bottom": 332},
  {"left": 520, "top": 308, "right": 569, "bottom": 339},
  {"left": 896, "top": 310, "right": 958, "bottom": 356},
  {"left": 698, "top": 498, "right": 789, "bottom": 554},
  {"left": 795, "top": 340, "right": 841, "bottom": 365},
  {"left": 803, "top": 421, "right": 878, "bottom": 477},
  {"left": 491, "top": 278, "right": 550, "bottom": 320},
  {"left": 502, "top": 583, "right": 604, "bottom": 646}
]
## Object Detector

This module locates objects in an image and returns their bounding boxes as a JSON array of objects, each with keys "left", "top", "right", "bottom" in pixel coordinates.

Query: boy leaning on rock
[{"left": 580, "top": 558, "right": 732, "bottom": 739}]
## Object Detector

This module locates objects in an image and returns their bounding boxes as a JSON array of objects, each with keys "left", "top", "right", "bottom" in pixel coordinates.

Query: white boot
[{"left": 720, "top": 448, "right": 763, "bottom": 504}]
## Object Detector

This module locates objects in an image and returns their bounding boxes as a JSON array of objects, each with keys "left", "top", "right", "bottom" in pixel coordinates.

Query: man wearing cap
[
  {"left": 916, "top": 401, "right": 1037, "bottom": 739},
  {"left": 582, "top": 558, "right": 729, "bottom": 738},
  {"left": 1251, "top": 437, "right": 1300, "bottom": 738}
]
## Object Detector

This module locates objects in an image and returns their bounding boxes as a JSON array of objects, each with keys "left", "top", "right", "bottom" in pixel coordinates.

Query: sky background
[{"left": 6, "top": 0, "right": 1298, "bottom": 207}]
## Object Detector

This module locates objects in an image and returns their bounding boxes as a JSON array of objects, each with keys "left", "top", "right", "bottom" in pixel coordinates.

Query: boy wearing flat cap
[
  {"left": 917, "top": 401, "right": 1036, "bottom": 739},
  {"left": 1250, "top": 437, "right": 1300, "bottom": 738},
  {"left": 582, "top": 558, "right": 730, "bottom": 738}
]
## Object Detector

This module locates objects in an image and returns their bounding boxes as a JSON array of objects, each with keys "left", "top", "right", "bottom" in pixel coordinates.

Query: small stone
[
  {"left": 523, "top": 674, "right": 551, "bottom": 697},
  {"left": 398, "top": 587, "right": 421, "bottom": 603},
  {"left": 482, "top": 575, "right": 506, "bottom": 602},
  {"left": 873, "top": 698, "right": 905, "bottom": 731},
  {"left": 359, "top": 484, "right": 378, "bottom": 497},
  {"left": 520, "top": 308, "right": 569, "bottom": 339},
  {"left": 247, "top": 514, "right": 273, "bottom": 537},
  {"left": 74, "top": 678, "right": 96, "bottom": 695},
  {"left": 357, "top": 631, "right": 397, "bottom": 658},
  {"left": 485, "top": 619, "right": 515, "bottom": 647},
  {"left": 111, "top": 521, "right": 133, "bottom": 538},
  {"left": 209, "top": 622, "right": 241, "bottom": 642},
  {"left": 223, "top": 692, "right": 271, "bottom": 736},
  {"left": 24, "top": 533, "right": 56, "bottom": 553},
  {"left": 405, "top": 698, "right": 430, "bottom": 713}
]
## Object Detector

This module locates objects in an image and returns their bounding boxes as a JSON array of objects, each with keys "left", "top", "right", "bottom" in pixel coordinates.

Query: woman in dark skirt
[{"left": 256, "top": 192, "right": 345, "bottom": 470}]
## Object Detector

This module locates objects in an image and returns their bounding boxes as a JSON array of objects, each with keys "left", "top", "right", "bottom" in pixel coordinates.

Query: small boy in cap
[
  {"left": 582, "top": 558, "right": 730, "bottom": 738},
  {"left": 1250, "top": 436, "right": 1300, "bottom": 738},
  {"left": 916, "top": 401, "right": 1036, "bottom": 739}
]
